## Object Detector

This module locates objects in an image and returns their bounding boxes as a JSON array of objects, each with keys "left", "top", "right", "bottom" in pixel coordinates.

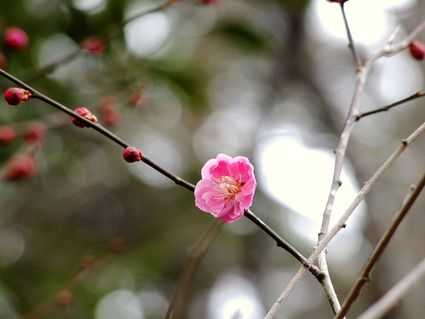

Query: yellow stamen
[{"left": 217, "top": 176, "right": 241, "bottom": 199}]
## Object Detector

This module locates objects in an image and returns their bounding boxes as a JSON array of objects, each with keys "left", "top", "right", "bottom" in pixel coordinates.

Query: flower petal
[
  {"left": 201, "top": 158, "right": 219, "bottom": 179},
  {"left": 216, "top": 201, "right": 245, "bottom": 223}
]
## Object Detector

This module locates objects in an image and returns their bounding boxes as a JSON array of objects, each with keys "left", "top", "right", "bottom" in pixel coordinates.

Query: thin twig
[
  {"left": 316, "top": 62, "right": 367, "bottom": 315},
  {"left": 320, "top": 259, "right": 342, "bottom": 315},
  {"left": 334, "top": 173, "right": 425, "bottom": 319},
  {"left": 0, "top": 68, "right": 323, "bottom": 282},
  {"left": 106, "top": 0, "right": 177, "bottom": 37},
  {"left": 314, "top": 3, "right": 365, "bottom": 314},
  {"left": 20, "top": 254, "right": 111, "bottom": 319},
  {"left": 357, "top": 257, "right": 425, "bottom": 319},
  {"left": 313, "top": 18, "right": 425, "bottom": 319},
  {"left": 316, "top": 17, "right": 423, "bottom": 246},
  {"left": 23, "top": 49, "right": 82, "bottom": 82},
  {"left": 356, "top": 91, "right": 425, "bottom": 120},
  {"left": 266, "top": 20, "right": 425, "bottom": 316},
  {"left": 386, "top": 20, "right": 425, "bottom": 55},
  {"left": 265, "top": 121, "right": 425, "bottom": 318},
  {"left": 386, "top": 26, "right": 401, "bottom": 48},
  {"left": 1, "top": 68, "right": 196, "bottom": 191},
  {"left": 340, "top": 2, "right": 362, "bottom": 68},
  {"left": 22, "top": 0, "right": 177, "bottom": 82},
  {"left": 165, "top": 220, "right": 222, "bottom": 319}
]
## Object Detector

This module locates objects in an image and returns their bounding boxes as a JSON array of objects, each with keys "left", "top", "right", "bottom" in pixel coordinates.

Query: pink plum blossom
[{"left": 194, "top": 154, "right": 256, "bottom": 223}]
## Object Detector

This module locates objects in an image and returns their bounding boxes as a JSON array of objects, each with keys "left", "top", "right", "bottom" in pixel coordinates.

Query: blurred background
[{"left": 0, "top": 0, "right": 424, "bottom": 318}]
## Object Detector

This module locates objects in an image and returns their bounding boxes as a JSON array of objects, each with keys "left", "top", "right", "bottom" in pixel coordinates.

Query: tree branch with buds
[{"left": 0, "top": 67, "right": 325, "bottom": 283}]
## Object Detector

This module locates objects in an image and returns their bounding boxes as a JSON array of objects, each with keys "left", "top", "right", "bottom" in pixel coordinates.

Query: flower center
[{"left": 217, "top": 176, "right": 241, "bottom": 199}]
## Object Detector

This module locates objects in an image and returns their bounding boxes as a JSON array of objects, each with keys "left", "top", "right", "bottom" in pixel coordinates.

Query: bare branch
[
  {"left": 364, "top": 20, "right": 425, "bottom": 69},
  {"left": 319, "top": 258, "right": 342, "bottom": 315},
  {"left": 357, "top": 257, "right": 425, "bottom": 319},
  {"left": 334, "top": 173, "right": 425, "bottom": 319},
  {"left": 265, "top": 121, "right": 425, "bottom": 318},
  {"left": 0, "top": 67, "right": 324, "bottom": 284},
  {"left": 313, "top": 3, "right": 366, "bottom": 315},
  {"left": 356, "top": 92, "right": 425, "bottom": 120},
  {"left": 317, "top": 18, "right": 425, "bottom": 248},
  {"left": 165, "top": 221, "right": 222, "bottom": 319},
  {"left": 340, "top": 2, "right": 362, "bottom": 68},
  {"left": 386, "top": 26, "right": 401, "bottom": 47},
  {"left": 23, "top": 0, "right": 177, "bottom": 82},
  {"left": 312, "top": 17, "right": 425, "bottom": 319}
]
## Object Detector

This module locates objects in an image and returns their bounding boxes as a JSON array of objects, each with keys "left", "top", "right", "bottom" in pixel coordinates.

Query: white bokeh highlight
[
  {"left": 124, "top": 2, "right": 171, "bottom": 57},
  {"left": 208, "top": 273, "right": 265, "bottom": 319},
  {"left": 96, "top": 290, "right": 144, "bottom": 319},
  {"left": 73, "top": 0, "right": 106, "bottom": 12},
  {"left": 256, "top": 134, "right": 365, "bottom": 247},
  {"left": 307, "top": 0, "right": 416, "bottom": 51}
]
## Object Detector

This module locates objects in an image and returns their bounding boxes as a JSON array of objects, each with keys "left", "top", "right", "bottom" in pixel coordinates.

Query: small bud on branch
[
  {"left": 72, "top": 107, "right": 98, "bottom": 128},
  {"left": 3, "top": 87, "right": 32, "bottom": 106},
  {"left": 122, "top": 146, "right": 143, "bottom": 163}
]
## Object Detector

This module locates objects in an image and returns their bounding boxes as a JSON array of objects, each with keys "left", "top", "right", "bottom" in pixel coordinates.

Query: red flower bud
[
  {"left": 327, "top": 0, "right": 349, "bottom": 3},
  {"left": 3, "top": 27, "right": 29, "bottom": 51},
  {"left": 0, "top": 125, "right": 16, "bottom": 144},
  {"left": 99, "top": 97, "right": 120, "bottom": 127},
  {"left": 3, "top": 87, "right": 32, "bottom": 106},
  {"left": 0, "top": 52, "right": 7, "bottom": 69},
  {"left": 409, "top": 40, "right": 425, "bottom": 60},
  {"left": 24, "top": 121, "right": 47, "bottom": 144},
  {"left": 123, "top": 146, "right": 143, "bottom": 163},
  {"left": 56, "top": 290, "right": 73, "bottom": 307},
  {"left": 4, "top": 155, "right": 37, "bottom": 182},
  {"left": 72, "top": 107, "right": 98, "bottom": 128},
  {"left": 81, "top": 36, "right": 105, "bottom": 56}
]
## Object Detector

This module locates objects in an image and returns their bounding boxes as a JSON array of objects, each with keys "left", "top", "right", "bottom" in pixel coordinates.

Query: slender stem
[
  {"left": 315, "top": 18, "right": 425, "bottom": 243},
  {"left": 165, "top": 220, "right": 222, "bottom": 319},
  {"left": 357, "top": 257, "right": 425, "bottom": 319},
  {"left": 269, "top": 19, "right": 425, "bottom": 319},
  {"left": 20, "top": 254, "right": 111, "bottom": 319},
  {"left": 334, "top": 173, "right": 425, "bottom": 319},
  {"left": 107, "top": 0, "right": 177, "bottom": 37},
  {"left": 315, "top": 19, "right": 425, "bottom": 239},
  {"left": 318, "top": 56, "right": 369, "bottom": 242},
  {"left": 142, "top": 157, "right": 196, "bottom": 192},
  {"left": 319, "top": 258, "right": 342, "bottom": 315},
  {"left": 0, "top": 68, "right": 322, "bottom": 282},
  {"left": 340, "top": 2, "right": 362, "bottom": 68},
  {"left": 22, "top": 0, "right": 177, "bottom": 82},
  {"left": 313, "top": 3, "right": 366, "bottom": 315},
  {"left": 265, "top": 121, "right": 425, "bottom": 318},
  {"left": 23, "top": 49, "right": 82, "bottom": 82},
  {"left": 356, "top": 91, "right": 425, "bottom": 120},
  {"left": 312, "top": 18, "right": 425, "bottom": 319}
]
